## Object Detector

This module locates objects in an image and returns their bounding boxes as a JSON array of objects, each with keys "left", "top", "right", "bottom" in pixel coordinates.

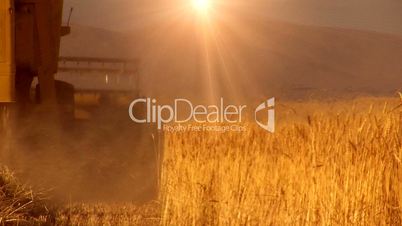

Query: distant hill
[
  {"left": 63, "top": 0, "right": 402, "bottom": 35},
  {"left": 60, "top": 20, "right": 402, "bottom": 100},
  {"left": 60, "top": 25, "right": 133, "bottom": 58}
]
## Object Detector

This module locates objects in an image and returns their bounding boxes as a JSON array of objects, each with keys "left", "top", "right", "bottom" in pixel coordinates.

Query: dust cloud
[{"left": 0, "top": 103, "right": 161, "bottom": 203}]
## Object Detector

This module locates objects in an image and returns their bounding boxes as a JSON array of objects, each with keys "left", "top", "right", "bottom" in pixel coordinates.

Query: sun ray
[
  {"left": 128, "top": 0, "right": 273, "bottom": 102},
  {"left": 208, "top": 24, "right": 241, "bottom": 103}
]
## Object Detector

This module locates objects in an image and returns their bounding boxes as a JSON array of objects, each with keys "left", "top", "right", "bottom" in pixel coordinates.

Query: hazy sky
[{"left": 63, "top": 0, "right": 402, "bottom": 35}]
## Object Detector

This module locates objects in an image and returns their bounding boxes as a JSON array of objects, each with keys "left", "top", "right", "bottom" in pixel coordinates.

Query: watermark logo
[
  {"left": 128, "top": 97, "right": 275, "bottom": 133},
  {"left": 254, "top": 98, "right": 275, "bottom": 133}
]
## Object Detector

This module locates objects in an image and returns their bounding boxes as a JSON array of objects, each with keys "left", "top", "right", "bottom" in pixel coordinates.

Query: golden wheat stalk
[{"left": 390, "top": 92, "right": 402, "bottom": 112}]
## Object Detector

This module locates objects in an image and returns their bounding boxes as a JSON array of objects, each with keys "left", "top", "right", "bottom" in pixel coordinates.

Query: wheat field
[
  {"left": 159, "top": 98, "right": 402, "bottom": 226},
  {"left": 1, "top": 98, "right": 402, "bottom": 225}
]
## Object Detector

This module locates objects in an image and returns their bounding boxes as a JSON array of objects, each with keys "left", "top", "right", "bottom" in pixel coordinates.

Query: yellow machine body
[
  {"left": 0, "top": 0, "right": 69, "bottom": 105},
  {"left": 0, "top": 0, "right": 15, "bottom": 102}
]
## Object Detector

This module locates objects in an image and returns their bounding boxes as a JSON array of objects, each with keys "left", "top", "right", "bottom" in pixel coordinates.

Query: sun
[{"left": 192, "top": 0, "right": 211, "bottom": 13}]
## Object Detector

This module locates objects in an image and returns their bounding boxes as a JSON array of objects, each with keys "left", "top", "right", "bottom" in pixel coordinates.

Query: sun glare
[{"left": 192, "top": 0, "right": 211, "bottom": 13}]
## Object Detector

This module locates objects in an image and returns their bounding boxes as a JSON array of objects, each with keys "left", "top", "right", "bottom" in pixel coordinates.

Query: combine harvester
[
  {"left": 0, "top": 0, "right": 139, "bottom": 116},
  {"left": 0, "top": 0, "right": 158, "bottom": 201},
  {"left": 0, "top": 0, "right": 71, "bottom": 106}
]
